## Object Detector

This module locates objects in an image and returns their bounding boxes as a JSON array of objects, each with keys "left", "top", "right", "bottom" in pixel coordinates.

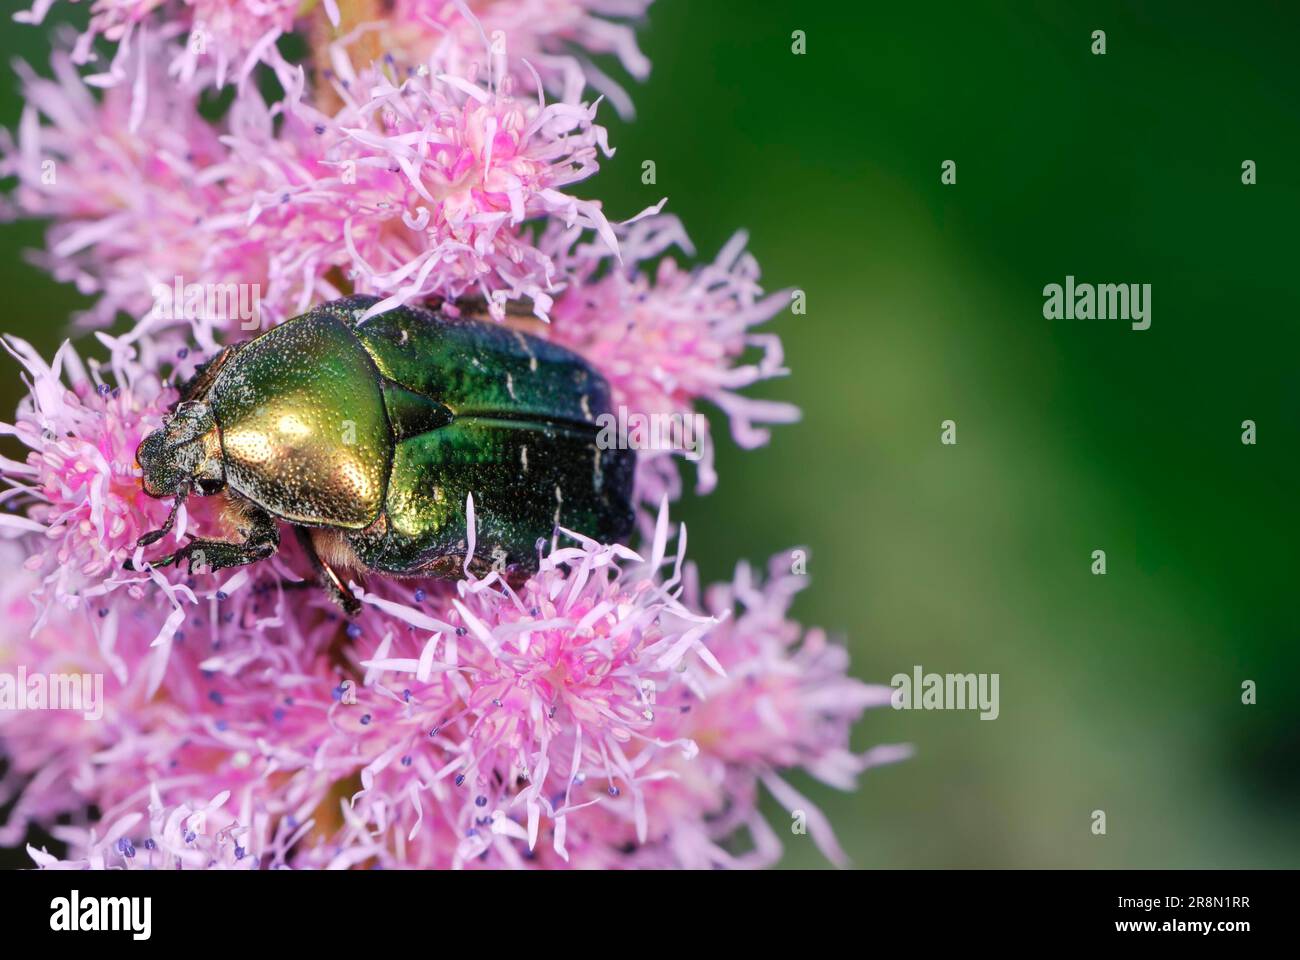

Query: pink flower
[
  {"left": 3, "top": 488, "right": 904, "bottom": 868},
  {"left": 0, "top": 40, "right": 229, "bottom": 329},
  {"left": 543, "top": 215, "right": 800, "bottom": 504},
  {"left": 232, "top": 47, "right": 632, "bottom": 324},
  {"left": 0, "top": 335, "right": 177, "bottom": 607},
  {"left": 28, "top": 787, "right": 263, "bottom": 870},
  {"left": 2, "top": 29, "right": 646, "bottom": 332},
  {"left": 15, "top": 1, "right": 652, "bottom": 111},
  {"left": 2, "top": 0, "right": 905, "bottom": 871},
  {"left": 15, "top": 1, "right": 304, "bottom": 89},
  {"left": 380, "top": 0, "right": 653, "bottom": 117},
  {"left": 675, "top": 550, "right": 912, "bottom": 865}
]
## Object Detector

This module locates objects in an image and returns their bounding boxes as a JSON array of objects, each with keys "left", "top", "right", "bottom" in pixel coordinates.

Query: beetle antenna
[{"left": 136, "top": 484, "right": 190, "bottom": 548}]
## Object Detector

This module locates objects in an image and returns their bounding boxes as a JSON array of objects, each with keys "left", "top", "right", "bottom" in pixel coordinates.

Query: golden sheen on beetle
[{"left": 133, "top": 296, "right": 635, "bottom": 613}]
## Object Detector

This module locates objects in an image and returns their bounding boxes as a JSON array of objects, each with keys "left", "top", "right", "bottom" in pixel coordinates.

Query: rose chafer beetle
[{"left": 134, "top": 295, "right": 634, "bottom": 612}]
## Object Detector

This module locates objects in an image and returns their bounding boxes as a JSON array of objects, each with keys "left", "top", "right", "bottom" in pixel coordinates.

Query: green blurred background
[{"left": 2, "top": 1, "right": 1297, "bottom": 868}]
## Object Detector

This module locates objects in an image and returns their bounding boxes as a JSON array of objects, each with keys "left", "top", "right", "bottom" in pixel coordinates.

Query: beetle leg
[
  {"left": 135, "top": 487, "right": 189, "bottom": 548},
  {"left": 292, "top": 526, "right": 362, "bottom": 616},
  {"left": 151, "top": 506, "right": 280, "bottom": 574}
]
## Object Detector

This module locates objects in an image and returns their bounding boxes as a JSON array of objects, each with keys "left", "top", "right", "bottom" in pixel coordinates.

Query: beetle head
[{"left": 137, "top": 400, "right": 225, "bottom": 499}]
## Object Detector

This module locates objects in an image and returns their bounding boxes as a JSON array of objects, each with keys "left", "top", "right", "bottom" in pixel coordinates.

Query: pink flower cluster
[
  {"left": 1, "top": 25, "right": 631, "bottom": 332},
  {"left": 0, "top": 0, "right": 907, "bottom": 869},
  {"left": 14, "top": 1, "right": 651, "bottom": 106}
]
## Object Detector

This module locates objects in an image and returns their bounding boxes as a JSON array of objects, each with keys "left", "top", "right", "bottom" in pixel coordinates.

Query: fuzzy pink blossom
[
  {"left": 0, "top": 335, "right": 178, "bottom": 608},
  {"left": 230, "top": 46, "right": 642, "bottom": 324},
  {"left": 1, "top": 29, "right": 650, "bottom": 332},
  {"left": 27, "top": 787, "right": 262, "bottom": 870},
  {"left": 15, "top": 0, "right": 652, "bottom": 110},
  {"left": 2, "top": 0, "right": 901, "bottom": 871},
  {"left": 15, "top": 0, "right": 304, "bottom": 89},
  {"left": 5, "top": 494, "right": 905, "bottom": 869},
  {"left": 379, "top": 0, "right": 653, "bottom": 117},
  {"left": 542, "top": 215, "right": 800, "bottom": 503},
  {"left": 0, "top": 37, "right": 229, "bottom": 329}
]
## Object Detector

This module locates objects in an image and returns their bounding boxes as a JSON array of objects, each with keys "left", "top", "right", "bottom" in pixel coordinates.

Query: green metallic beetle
[{"left": 133, "top": 295, "right": 634, "bottom": 612}]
